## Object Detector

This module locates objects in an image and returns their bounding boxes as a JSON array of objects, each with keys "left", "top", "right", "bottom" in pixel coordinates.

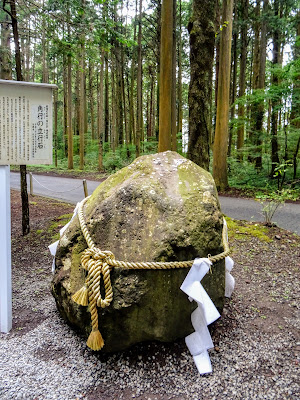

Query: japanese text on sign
[{"left": 0, "top": 80, "right": 55, "bottom": 165}]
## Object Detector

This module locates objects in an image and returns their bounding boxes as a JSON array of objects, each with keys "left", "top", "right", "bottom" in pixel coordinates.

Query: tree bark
[
  {"left": 254, "top": 0, "right": 268, "bottom": 169},
  {"left": 67, "top": 38, "right": 73, "bottom": 169},
  {"left": 0, "top": 13, "right": 12, "bottom": 79},
  {"left": 177, "top": 0, "right": 183, "bottom": 140},
  {"left": 270, "top": 0, "right": 280, "bottom": 176},
  {"left": 63, "top": 50, "right": 68, "bottom": 157},
  {"left": 89, "top": 61, "right": 95, "bottom": 140},
  {"left": 228, "top": 0, "right": 238, "bottom": 157},
  {"left": 104, "top": 55, "right": 109, "bottom": 144},
  {"left": 79, "top": 0, "right": 86, "bottom": 170},
  {"left": 236, "top": 0, "right": 248, "bottom": 161},
  {"left": 155, "top": 1, "right": 161, "bottom": 140},
  {"left": 97, "top": 52, "right": 105, "bottom": 171},
  {"left": 213, "top": 0, "right": 221, "bottom": 131},
  {"left": 158, "top": 0, "right": 174, "bottom": 152},
  {"left": 41, "top": 0, "right": 49, "bottom": 83},
  {"left": 212, "top": 0, "right": 234, "bottom": 190},
  {"left": 187, "top": 0, "right": 216, "bottom": 170},
  {"left": 171, "top": 0, "right": 177, "bottom": 151},
  {"left": 6, "top": 0, "right": 30, "bottom": 235},
  {"left": 79, "top": 41, "right": 85, "bottom": 169},
  {"left": 291, "top": 10, "right": 300, "bottom": 180},
  {"left": 136, "top": 0, "right": 143, "bottom": 157},
  {"left": 249, "top": 0, "right": 260, "bottom": 163}
]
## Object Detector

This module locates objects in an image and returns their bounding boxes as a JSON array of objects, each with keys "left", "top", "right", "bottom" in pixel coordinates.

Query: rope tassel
[
  {"left": 87, "top": 329, "right": 104, "bottom": 351},
  {"left": 72, "top": 284, "right": 89, "bottom": 306}
]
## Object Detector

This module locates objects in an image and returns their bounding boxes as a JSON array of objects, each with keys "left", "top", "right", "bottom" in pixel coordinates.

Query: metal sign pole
[{"left": 0, "top": 165, "right": 12, "bottom": 333}]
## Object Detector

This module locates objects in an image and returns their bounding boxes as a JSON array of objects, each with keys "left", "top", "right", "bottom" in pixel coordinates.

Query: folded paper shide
[
  {"left": 48, "top": 201, "right": 81, "bottom": 273},
  {"left": 180, "top": 254, "right": 235, "bottom": 375}
]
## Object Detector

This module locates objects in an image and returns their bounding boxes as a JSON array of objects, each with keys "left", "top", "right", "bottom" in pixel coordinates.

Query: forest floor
[{"left": 1, "top": 190, "right": 298, "bottom": 399}]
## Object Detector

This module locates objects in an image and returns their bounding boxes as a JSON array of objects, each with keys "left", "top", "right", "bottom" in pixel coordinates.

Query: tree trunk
[
  {"left": 41, "top": 1, "right": 49, "bottom": 83},
  {"left": 0, "top": 13, "right": 12, "bottom": 79},
  {"left": 155, "top": 1, "right": 161, "bottom": 141},
  {"left": 270, "top": 0, "right": 280, "bottom": 176},
  {"left": 7, "top": 0, "right": 30, "bottom": 235},
  {"left": 75, "top": 64, "right": 80, "bottom": 139},
  {"left": 67, "top": 39, "right": 73, "bottom": 169},
  {"left": 121, "top": 46, "right": 128, "bottom": 150},
  {"left": 97, "top": 52, "right": 105, "bottom": 171},
  {"left": 63, "top": 51, "right": 68, "bottom": 157},
  {"left": 236, "top": 0, "right": 248, "bottom": 161},
  {"left": 228, "top": 0, "right": 238, "bottom": 157},
  {"left": 53, "top": 64, "right": 58, "bottom": 167},
  {"left": 249, "top": 0, "right": 260, "bottom": 163},
  {"left": 89, "top": 61, "right": 95, "bottom": 140},
  {"left": 79, "top": 43, "right": 85, "bottom": 169},
  {"left": 111, "top": 65, "right": 117, "bottom": 152},
  {"left": 158, "top": 0, "right": 174, "bottom": 152},
  {"left": 187, "top": 0, "right": 216, "bottom": 170},
  {"left": 177, "top": 0, "right": 183, "bottom": 140},
  {"left": 212, "top": 0, "right": 234, "bottom": 190},
  {"left": 136, "top": 0, "right": 143, "bottom": 157},
  {"left": 213, "top": 0, "right": 221, "bottom": 131},
  {"left": 24, "top": 21, "right": 30, "bottom": 81},
  {"left": 104, "top": 55, "right": 109, "bottom": 144},
  {"left": 291, "top": 10, "right": 300, "bottom": 180},
  {"left": 171, "top": 0, "right": 177, "bottom": 151},
  {"left": 79, "top": 0, "right": 85, "bottom": 170},
  {"left": 254, "top": 0, "right": 268, "bottom": 169}
]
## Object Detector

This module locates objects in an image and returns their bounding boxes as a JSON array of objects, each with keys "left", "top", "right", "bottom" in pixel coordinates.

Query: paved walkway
[{"left": 10, "top": 172, "right": 300, "bottom": 235}]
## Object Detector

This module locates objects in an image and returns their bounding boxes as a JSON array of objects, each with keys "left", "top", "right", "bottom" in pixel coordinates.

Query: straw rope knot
[{"left": 72, "top": 245, "right": 115, "bottom": 351}]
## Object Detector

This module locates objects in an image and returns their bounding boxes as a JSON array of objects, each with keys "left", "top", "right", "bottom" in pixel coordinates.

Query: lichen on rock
[{"left": 52, "top": 151, "right": 225, "bottom": 352}]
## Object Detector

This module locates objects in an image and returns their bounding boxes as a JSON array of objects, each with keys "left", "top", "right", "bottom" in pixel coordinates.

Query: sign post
[
  {"left": 0, "top": 79, "right": 56, "bottom": 333},
  {"left": 0, "top": 165, "right": 12, "bottom": 332}
]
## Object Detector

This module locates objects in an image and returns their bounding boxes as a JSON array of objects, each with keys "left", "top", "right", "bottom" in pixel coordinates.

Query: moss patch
[
  {"left": 225, "top": 217, "right": 273, "bottom": 243},
  {"left": 47, "top": 213, "right": 73, "bottom": 241}
]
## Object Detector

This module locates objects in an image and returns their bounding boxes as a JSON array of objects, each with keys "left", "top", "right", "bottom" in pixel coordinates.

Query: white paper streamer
[
  {"left": 193, "top": 350, "right": 212, "bottom": 375},
  {"left": 181, "top": 243, "right": 235, "bottom": 375},
  {"left": 180, "top": 258, "right": 220, "bottom": 374},
  {"left": 49, "top": 240, "right": 59, "bottom": 273},
  {"left": 225, "top": 256, "right": 235, "bottom": 298},
  {"left": 48, "top": 201, "right": 81, "bottom": 273}
]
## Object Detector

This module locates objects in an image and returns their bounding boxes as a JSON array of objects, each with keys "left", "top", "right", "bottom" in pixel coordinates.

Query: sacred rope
[{"left": 71, "top": 196, "right": 231, "bottom": 351}]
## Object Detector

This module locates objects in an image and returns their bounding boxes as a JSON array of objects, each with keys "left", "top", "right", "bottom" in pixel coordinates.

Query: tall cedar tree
[
  {"left": 136, "top": 0, "right": 143, "bottom": 157},
  {"left": 0, "top": 13, "right": 12, "bottom": 79},
  {"left": 158, "top": 0, "right": 174, "bottom": 151},
  {"left": 212, "top": 0, "right": 234, "bottom": 190},
  {"left": 3, "top": 0, "right": 30, "bottom": 235},
  {"left": 236, "top": 0, "right": 248, "bottom": 161},
  {"left": 187, "top": 0, "right": 216, "bottom": 170},
  {"left": 270, "top": 0, "right": 281, "bottom": 176},
  {"left": 291, "top": 10, "right": 300, "bottom": 180}
]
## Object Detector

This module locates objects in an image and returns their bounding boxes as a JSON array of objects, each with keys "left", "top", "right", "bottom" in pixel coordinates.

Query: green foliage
[
  {"left": 227, "top": 157, "right": 300, "bottom": 197},
  {"left": 256, "top": 189, "right": 297, "bottom": 226},
  {"left": 103, "top": 145, "right": 136, "bottom": 172}
]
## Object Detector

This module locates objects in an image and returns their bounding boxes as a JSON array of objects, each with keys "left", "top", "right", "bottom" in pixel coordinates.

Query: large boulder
[{"left": 51, "top": 151, "right": 225, "bottom": 352}]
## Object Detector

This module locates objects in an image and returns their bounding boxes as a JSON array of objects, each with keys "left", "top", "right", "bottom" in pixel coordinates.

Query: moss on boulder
[{"left": 51, "top": 151, "right": 225, "bottom": 352}]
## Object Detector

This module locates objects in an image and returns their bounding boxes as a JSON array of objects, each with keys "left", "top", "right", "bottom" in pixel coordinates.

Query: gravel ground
[{"left": 0, "top": 191, "right": 299, "bottom": 400}]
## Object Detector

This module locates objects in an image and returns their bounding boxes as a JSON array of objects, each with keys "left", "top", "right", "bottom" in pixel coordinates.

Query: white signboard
[
  {"left": 0, "top": 80, "right": 56, "bottom": 334},
  {"left": 0, "top": 80, "right": 56, "bottom": 165}
]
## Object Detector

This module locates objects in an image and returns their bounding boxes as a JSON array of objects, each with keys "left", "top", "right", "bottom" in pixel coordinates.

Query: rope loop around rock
[{"left": 72, "top": 196, "right": 231, "bottom": 351}]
